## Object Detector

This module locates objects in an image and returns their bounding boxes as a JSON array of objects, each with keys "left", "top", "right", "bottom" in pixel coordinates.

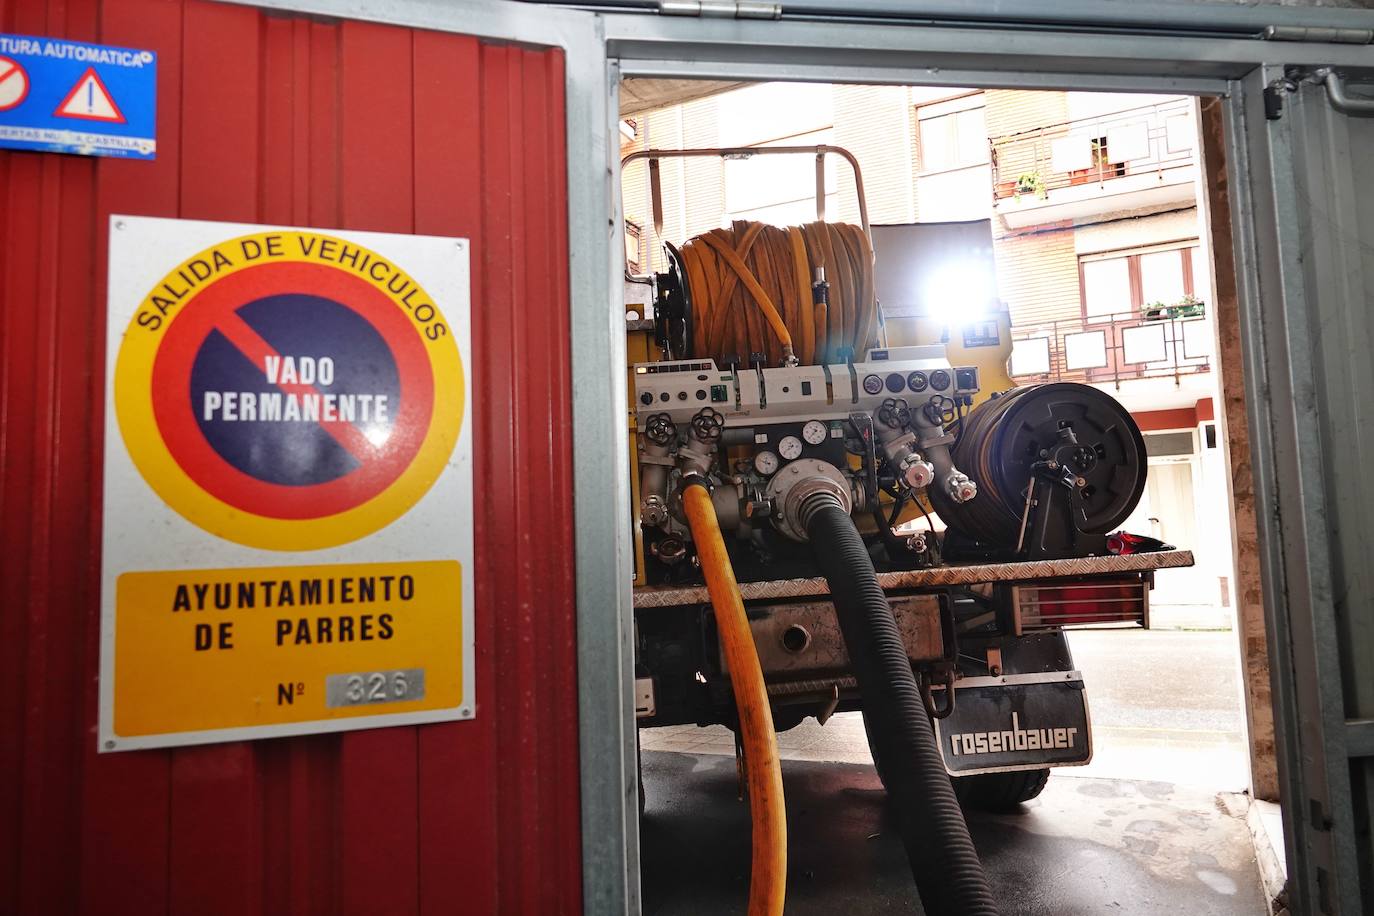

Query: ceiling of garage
[{"left": 619, "top": 78, "right": 752, "bottom": 116}]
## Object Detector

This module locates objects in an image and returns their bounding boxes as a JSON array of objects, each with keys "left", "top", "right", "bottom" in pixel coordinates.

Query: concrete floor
[
  {"left": 639, "top": 628, "right": 1265, "bottom": 913},
  {"left": 1067, "top": 628, "right": 1248, "bottom": 789},
  {"left": 641, "top": 750, "right": 1267, "bottom": 915}
]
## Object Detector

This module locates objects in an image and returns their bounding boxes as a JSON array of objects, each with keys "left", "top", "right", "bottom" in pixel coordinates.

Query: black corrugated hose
[{"left": 803, "top": 496, "right": 998, "bottom": 916}]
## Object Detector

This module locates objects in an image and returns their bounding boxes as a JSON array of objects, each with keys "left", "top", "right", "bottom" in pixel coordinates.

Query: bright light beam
[{"left": 923, "top": 260, "right": 996, "bottom": 323}]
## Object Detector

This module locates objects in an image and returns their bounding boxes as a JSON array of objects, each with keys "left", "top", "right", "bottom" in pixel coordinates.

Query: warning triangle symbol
[{"left": 54, "top": 68, "right": 125, "bottom": 123}]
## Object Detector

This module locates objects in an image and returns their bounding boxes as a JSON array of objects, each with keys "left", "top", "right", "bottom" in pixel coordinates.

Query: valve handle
[
  {"left": 645, "top": 412, "right": 677, "bottom": 446},
  {"left": 690, "top": 407, "right": 725, "bottom": 443},
  {"left": 878, "top": 397, "right": 912, "bottom": 430}
]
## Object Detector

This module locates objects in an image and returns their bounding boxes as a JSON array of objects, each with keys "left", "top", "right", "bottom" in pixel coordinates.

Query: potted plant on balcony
[
  {"left": 1143, "top": 294, "right": 1206, "bottom": 321},
  {"left": 1013, "top": 171, "right": 1047, "bottom": 201},
  {"left": 1172, "top": 294, "right": 1205, "bottom": 319}
]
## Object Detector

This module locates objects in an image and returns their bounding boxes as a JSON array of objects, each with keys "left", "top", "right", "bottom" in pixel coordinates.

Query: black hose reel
[
  {"left": 932, "top": 383, "right": 1149, "bottom": 560},
  {"left": 653, "top": 242, "right": 693, "bottom": 360}
]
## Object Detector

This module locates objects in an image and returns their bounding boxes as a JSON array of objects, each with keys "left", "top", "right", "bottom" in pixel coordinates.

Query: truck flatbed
[{"left": 632, "top": 549, "right": 1195, "bottom": 608}]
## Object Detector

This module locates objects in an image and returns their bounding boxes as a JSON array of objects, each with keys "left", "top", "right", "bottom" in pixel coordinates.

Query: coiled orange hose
[
  {"left": 679, "top": 220, "right": 876, "bottom": 367},
  {"left": 683, "top": 483, "right": 787, "bottom": 916}
]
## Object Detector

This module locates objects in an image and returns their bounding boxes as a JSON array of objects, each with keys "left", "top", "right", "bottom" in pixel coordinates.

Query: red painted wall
[
  {"left": 1133, "top": 397, "right": 1214, "bottom": 433},
  {"left": 0, "top": 3, "right": 582, "bottom": 913}
]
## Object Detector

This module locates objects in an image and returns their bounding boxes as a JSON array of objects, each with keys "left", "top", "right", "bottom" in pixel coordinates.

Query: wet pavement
[{"left": 640, "top": 750, "right": 1266, "bottom": 915}]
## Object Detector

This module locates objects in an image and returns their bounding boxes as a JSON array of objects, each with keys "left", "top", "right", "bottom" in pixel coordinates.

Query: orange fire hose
[
  {"left": 678, "top": 220, "right": 875, "bottom": 367},
  {"left": 682, "top": 483, "right": 787, "bottom": 916}
]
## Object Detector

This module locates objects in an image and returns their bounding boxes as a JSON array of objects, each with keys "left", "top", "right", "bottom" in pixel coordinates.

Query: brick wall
[
  {"left": 1074, "top": 207, "right": 1201, "bottom": 256},
  {"left": 992, "top": 222, "right": 1083, "bottom": 329},
  {"left": 983, "top": 91, "right": 1084, "bottom": 330},
  {"left": 984, "top": 89, "right": 1069, "bottom": 187},
  {"left": 679, "top": 96, "right": 727, "bottom": 240},
  {"left": 832, "top": 85, "right": 915, "bottom": 225},
  {"left": 621, "top": 99, "right": 726, "bottom": 273}
]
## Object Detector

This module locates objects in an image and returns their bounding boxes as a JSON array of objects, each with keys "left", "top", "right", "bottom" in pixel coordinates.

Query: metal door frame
[
  {"left": 216, "top": 2, "right": 637, "bottom": 912},
  {"left": 220, "top": 0, "right": 1374, "bottom": 912},
  {"left": 597, "top": 9, "right": 1371, "bottom": 915},
  {"left": 599, "top": 12, "right": 1374, "bottom": 911}
]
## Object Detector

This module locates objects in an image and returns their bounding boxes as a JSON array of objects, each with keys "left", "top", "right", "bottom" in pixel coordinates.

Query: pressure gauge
[
  {"left": 753, "top": 450, "right": 780, "bottom": 476},
  {"left": 801, "top": 420, "right": 828, "bottom": 446},
  {"left": 778, "top": 435, "right": 804, "bottom": 461}
]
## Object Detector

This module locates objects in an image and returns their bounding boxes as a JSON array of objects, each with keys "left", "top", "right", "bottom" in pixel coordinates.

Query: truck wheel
[
  {"left": 952, "top": 768, "right": 1050, "bottom": 810},
  {"left": 862, "top": 708, "right": 890, "bottom": 786},
  {"left": 865, "top": 711, "right": 1048, "bottom": 809},
  {"left": 636, "top": 728, "right": 646, "bottom": 819}
]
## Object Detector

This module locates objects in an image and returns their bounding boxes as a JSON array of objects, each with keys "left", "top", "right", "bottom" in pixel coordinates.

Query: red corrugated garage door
[{"left": 0, "top": 2, "right": 582, "bottom": 913}]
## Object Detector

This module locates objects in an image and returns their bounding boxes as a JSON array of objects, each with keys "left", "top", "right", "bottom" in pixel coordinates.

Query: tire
[
  {"left": 862, "top": 707, "right": 890, "bottom": 787},
  {"left": 636, "top": 728, "right": 646, "bottom": 819},
  {"left": 866, "top": 711, "right": 1049, "bottom": 809},
  {"left": 953, "top": 768, "right": 1050, "bottom": 810}
]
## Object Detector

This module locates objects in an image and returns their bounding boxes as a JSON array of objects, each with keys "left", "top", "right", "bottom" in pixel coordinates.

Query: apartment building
[{"left": 621, "top": 83, "right": 1232, "bottom": 616}]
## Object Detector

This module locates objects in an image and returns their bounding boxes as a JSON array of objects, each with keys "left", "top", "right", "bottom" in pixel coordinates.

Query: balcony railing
[
  {"left": 989, "top": 98, "right": 1196, "bottom": 202},
  {"left": 1008, "top": 306, "right": 1211, "bottom": 388}
]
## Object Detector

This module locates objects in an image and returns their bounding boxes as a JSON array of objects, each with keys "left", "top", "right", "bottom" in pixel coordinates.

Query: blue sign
[{"left": 0, "top": 34, "right": 155, "bottom": 160}]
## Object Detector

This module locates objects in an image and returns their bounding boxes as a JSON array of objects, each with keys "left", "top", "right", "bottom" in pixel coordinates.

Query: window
[
  {"left": 1190, "top": 246, "right": 1209, "bottom": 299},
  {"left": 918, "top": 106, "right": 989, "bottom": 173},
  {"left": 1139, "top": 249, "right": 1186, "bottom": 307},
  {"left": 1079, "top": 243, "right": 1203, "bottom": 319},
  {"left": 914, "top": 94, "right": 991, "bottom": 221},
  {"left": 1144, "top": 431, "right": 1195, "bottom": 458},
  {"left": 1082, "top": 258, "right": 1132, "bottom": 318},
  {"left": 625, "top": 220, "right": 644, "bottom": 275}
]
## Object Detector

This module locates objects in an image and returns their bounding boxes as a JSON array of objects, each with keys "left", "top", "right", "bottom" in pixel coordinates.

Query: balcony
[
  {"left": 990, "top": 99, "right": 1198, "bottom": 229},
  {"left": 1009, "top": 305, "right": 1212, "bottom": 409}
]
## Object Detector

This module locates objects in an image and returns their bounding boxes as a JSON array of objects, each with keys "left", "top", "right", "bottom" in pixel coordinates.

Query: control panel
[{"left": 633, "top": 346, "right": 979, "bottom": 426}]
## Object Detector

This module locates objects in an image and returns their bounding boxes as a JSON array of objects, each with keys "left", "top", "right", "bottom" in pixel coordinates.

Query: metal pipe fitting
[
  {"left": 642, "top": 493, "right": 670, "bottom": 527},
  {"left": 640, "top": 440, "right": 673, "bottom": 509},
  {"left": 900, "top": 454, "right": 936, "bottom": 491},
  {"left": 945, "top": 470, "right": 978, "bottom": 504},
  {"left": 763, "top": 458, "right": 852, "bottom": 542}
]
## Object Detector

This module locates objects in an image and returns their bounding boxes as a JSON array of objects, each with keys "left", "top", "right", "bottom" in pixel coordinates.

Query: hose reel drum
[{"left": 930, "top": 383, "right": 1149, "bottom": 558}]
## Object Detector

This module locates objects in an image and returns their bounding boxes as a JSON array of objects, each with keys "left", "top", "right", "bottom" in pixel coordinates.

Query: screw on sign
[
  {"left": 0, "top": 55, "right": 29, "bottom": 111},
  {"left": 114, "top": 231, "right": 465, "bottom": 550}
]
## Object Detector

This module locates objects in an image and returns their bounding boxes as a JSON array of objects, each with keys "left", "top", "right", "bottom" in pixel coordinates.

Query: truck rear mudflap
[{"left": 935, "top": 673, "right": 1092, "bottom": 776}]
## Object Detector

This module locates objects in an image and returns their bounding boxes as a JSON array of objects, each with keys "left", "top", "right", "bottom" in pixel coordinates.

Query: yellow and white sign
[{"left": 100, "top": 216, "right": 473, "bottom": 751}]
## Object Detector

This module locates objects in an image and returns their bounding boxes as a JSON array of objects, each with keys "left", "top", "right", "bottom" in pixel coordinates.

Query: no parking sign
[{"left": 100, "top": 217, "right": 474, "bottom": 751}]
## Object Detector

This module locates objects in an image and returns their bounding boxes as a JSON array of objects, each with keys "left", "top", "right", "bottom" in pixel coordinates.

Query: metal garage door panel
[
  {"left": 1237, "top": 70, "right": 1374, "bottom": 915},
  {"left": 1284, "top": 78, "right": 1374, "bottom": 916},
  {"left": 0, "top": 1, "right": 591, "bottom": 913}
]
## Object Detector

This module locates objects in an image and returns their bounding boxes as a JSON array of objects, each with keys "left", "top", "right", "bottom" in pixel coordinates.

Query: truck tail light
[{"left": 1010, "top": 576, "right": 1149, "bottom": 634}]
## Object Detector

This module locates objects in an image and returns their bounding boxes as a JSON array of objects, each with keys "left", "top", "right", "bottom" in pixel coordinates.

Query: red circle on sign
[
  {"left": 151, "top": 261, "right": 435, "bottom": 520},
  {"left": 0, "top": 56, "right": 30, "bottom": 112}
]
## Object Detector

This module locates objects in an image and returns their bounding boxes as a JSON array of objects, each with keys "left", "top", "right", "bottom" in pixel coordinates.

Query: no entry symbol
[
  {"left": 151, "top": 262, "right": 434, "bottom": 521},
  {"left": 115, "top": 230, "right": 465, "bottom": 551},
  {"left": 0, "top": 56, "right": 29, "bottom": 112}
]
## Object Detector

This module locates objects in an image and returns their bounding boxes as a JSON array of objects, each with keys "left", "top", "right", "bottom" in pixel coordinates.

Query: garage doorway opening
[{"left": 621, "top": 77, "right": 1267, "bottom": 915}]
